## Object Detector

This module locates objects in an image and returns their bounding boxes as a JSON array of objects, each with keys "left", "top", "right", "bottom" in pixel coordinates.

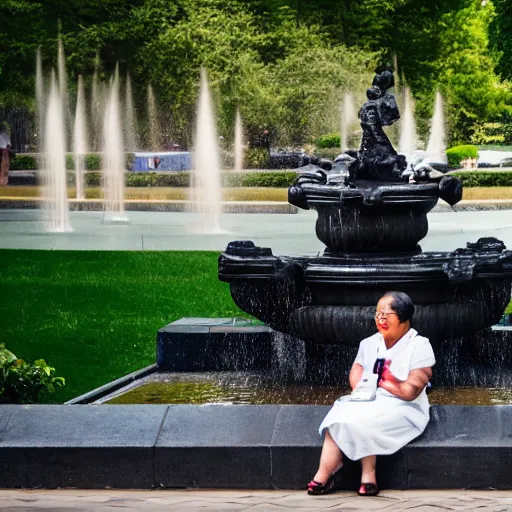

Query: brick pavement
[{"left": 1, "top": 490, "right": 512, "bottom": 512}]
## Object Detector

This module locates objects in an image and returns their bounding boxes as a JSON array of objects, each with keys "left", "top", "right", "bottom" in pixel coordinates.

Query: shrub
[
  {"left": 85, "top": 154, "right": 102, "bottom": 170},
  {"left": 446, "top": 145, "right": 479, "bottom": 168},
  {"left": 239, "top": 171, "right": 297, "bottom": 187},
  {"left": 221, "top": 172, "right": 245, "bottom": 187},
  {"left": 6, "top": 170, "right": 300, "bottom": 189},
  {"left": 0, "top": 344, "right": 65, "bottom": 404},
  {"left": 10, "top": 154, "right": 37, "bottom": 170},
  {"left": 470, "top": 122, "right": 512, "bottom": 146},
  {"left": 245, "top": 148, "right": 270, "bottom": 169},
  {"left": 84, "top": 171, "right": 102, "bottom": 186},
  {"left": 66, "top": 154, "right": 75, "bottom": 170},
  {"left": 315, "top": 133, "right": 341, "bottom": 148},
  {"left": 126, "top": 171, "right": 191, "bottom": 187},
  {"left": 450, "top": 171, "right": 512, "bottom": 187},
  {"left": 125, "top": 153, "right": 135, "bottom": 170},
  {"left": 314, "top": 147, "right": 342, "bottom": 160},
  {"left": 10, "top": 153, "right": 130, "bottom": 172},
  {"left": 124, "top": 171, "right": 297, "bottom": 188}
]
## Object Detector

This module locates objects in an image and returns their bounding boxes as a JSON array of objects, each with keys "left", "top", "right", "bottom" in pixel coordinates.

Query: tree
[
  {"left": 133, "top": 0, "right": 374, "bottom": 146},
  {"left": 489, "top": 0, "right": 512, "bottom": 80},
  {"left": 433, "top": 0, "right": 511, "bottom": 144}
]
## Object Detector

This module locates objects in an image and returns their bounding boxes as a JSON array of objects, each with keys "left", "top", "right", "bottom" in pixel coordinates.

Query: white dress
[{"left": 319, "top": 328, "right": 436, "bottom": 461}]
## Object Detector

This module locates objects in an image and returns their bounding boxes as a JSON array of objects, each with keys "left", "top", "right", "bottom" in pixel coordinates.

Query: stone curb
[
  {"left": 0, "top": 198, "right": 298, "bottom": 214},
  {"left": 0, "top": 404, "right": 511, "bottom": 490},
  {"left": 432, "top": 199, "right": 512, "bottom": 212},
  {"left": 65, "top": 364, "right": 158, "bottom": 405},
  {"left": 1, "top": 197, "right": 511, "bottom": 213}
]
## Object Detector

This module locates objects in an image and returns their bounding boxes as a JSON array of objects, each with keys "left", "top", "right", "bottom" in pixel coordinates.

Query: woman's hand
[
  {"left": 378, "top": 362, "right": 432, "bottom": 401},
  {"left": 378, "top": 360, "right": 401, "bottom": 393}
]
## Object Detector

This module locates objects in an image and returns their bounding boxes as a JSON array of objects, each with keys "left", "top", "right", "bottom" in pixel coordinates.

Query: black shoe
[
  {"left": 307, "top": 475, "right": 335, "bottom": 496},
  {"left": 358, "top": 482, "right": 379, "bottom": 496}
]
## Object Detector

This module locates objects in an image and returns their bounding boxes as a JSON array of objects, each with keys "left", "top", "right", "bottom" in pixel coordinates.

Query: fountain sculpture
[{"left": 219, "top": 69, "right": 512, "bottom": 350}]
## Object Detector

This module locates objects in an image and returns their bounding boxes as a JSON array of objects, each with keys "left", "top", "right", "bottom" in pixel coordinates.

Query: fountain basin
[
  {"left": 219, "top": 240, "right": 512, "bottom": 345},
  {"left": 288, "top": 180, "right": 459, "bottom": 252}
]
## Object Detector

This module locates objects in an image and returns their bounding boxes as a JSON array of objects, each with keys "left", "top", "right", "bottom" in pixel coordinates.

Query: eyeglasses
[{"left": 375, "top": 311, "right": 398, "bottom": 320}]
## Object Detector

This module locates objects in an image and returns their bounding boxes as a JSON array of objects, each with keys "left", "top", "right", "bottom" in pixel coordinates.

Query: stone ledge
[
  {"left": 4, "top": 197, "right": 512, "bottom": 213},
  {"left": 0, "top": 198, "right": 298, "bottom": 214},
  {"left": 433, "top": 199, "right": 512, "bottom": 212},
  {"left": 0, "top": 404, "right": 511, "bottom": 489},
  {"left": 66, "top": 364, "right": 157, "bottom": 405}
]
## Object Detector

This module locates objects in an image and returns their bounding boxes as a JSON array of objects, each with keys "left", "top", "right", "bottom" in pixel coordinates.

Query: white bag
[{"left": 348, "top": 373, "right": 378, "bottom": 401}]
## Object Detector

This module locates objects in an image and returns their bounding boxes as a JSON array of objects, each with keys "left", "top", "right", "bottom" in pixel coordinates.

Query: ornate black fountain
[{"left": 219, "top": 69, "right": 512, "bottom": 350}]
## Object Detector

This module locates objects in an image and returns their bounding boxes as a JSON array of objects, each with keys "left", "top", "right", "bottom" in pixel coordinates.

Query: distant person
[
  {"left": 307, "top": 291, "right": 435, "bottom": 497},
  {"left": 0, "top": 122, "right": 11, "bottom": 186}
]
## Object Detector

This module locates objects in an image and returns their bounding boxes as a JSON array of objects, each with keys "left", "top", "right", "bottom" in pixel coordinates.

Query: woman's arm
[
  {"left": 349, "top": 363, "right": 364, "bottom": 390},
  {"left": 378, "top": 365, "right": 432, "bottom": 401}
]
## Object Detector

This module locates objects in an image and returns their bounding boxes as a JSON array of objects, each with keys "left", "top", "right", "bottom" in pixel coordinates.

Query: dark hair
[{"left": 381, "top": 291, "right": 415, "bottom": 323}]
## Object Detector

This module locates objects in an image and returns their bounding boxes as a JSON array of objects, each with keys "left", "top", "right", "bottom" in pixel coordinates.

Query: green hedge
[
  {"left": 232, "top": 171, "right": 297, "bottom": 187},
  {"left": 79, "top": 170, "right": 512, "bottom": 188},
  {"left": 66, "top": 170, "right": 298, "bottom": 188},
  {"left": 245, "top": 148, "right": 270, "bottom": 169},
  {"left": 11, "top": 153, "right": 130, "bottom": 171},
  {"left": 314, "top": 147, "right": 341, "bottom": 160},
  {"left": 10, "top": 154, "right": 38, "bottom": 170},
  {"left": 450, "top": 171, "right": 512, "bottom": 187},
  {"left": 446, "top": 145, "right": 478, "bottom": 168},
  {"left": 315, "top": 133, "right": 341, "bottom": 148}
]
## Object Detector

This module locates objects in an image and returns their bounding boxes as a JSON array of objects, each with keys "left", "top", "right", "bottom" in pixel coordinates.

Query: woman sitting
[{"left": 307, "top": 291, "right": 435, "bottom": 496}]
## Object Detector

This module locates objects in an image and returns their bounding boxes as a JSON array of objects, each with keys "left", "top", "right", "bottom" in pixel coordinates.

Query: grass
[
  {"left": 460, "top": 187, "right": 512, "bottom": 200},
  {"left": 3, "top": 186, "right": 512, "bottom": 201},
  {"left": 1, "top": 249, "right": 511, "bottom": 403},
  {"left": 0, "top": 250, "right": 247, "bottom": 403},
  {"left": 0, "top": 186, "right": 289, "bottom": 202}
]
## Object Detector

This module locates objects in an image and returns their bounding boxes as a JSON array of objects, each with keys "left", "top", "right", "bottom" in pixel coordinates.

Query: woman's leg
[
  {"left": 312, "top": 430, "right": 343, "bottom": 484},
  {"left": 359, "top": 455, "right": 377, "bottom": 491}
]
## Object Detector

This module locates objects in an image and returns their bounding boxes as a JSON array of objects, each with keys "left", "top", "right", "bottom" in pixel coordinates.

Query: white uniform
[{"left": 319, "top": 328, "right": 436, "bottom": 461}]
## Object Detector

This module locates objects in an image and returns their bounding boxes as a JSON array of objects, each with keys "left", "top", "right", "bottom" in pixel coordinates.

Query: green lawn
[
  {"left": 0, "top": 250, "right": 246, "bottom": 403},
  {"left": 1, "top": 250, "right": 511, "bottom": 404}
]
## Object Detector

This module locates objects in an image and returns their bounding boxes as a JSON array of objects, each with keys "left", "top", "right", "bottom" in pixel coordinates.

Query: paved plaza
[
  {"left": 1, "top": 489, "right": 512, "bottom": 511},
  {"left": 0, "top": 208, "right": 512, "bottom": 254}
]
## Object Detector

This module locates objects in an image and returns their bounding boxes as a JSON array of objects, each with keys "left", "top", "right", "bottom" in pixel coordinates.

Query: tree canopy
[{"left": 1, "top": 0, "right": 511, "bottom": 148}]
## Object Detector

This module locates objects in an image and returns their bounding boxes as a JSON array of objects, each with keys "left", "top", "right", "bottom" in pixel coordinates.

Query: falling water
[
  {"left": 426, "top": 91, "right": 447, "bottom": 163},
  {"left": 340, "top": 92, "right": 357, "bottom": 152},
  {"left": 73, "top": 75, "right": 87, "bottom": 200},
  {"left": 234, "top": 108, "right": 244, "bottom": 171},
  {"left": 103, "top": 73, "right": 129, "bottom": 223},
  {"left": 399, "top": 87, "right": 417, "bottom": 159},
  {"left": 57, "top": 41, "right": 67, "bottom": 110},
  {"left": 57, "top": 40, "right": 69, "bottom": 151},
  {"left": 35, "top": 47, "right": 45, "bottom": 152},
  {"left": 271, "top": 332, "right": 306, "bottom": 381},
  {"left": 147, "top": 85, "right": 160, "bottom": 151},
  {"left": 189, "top": 68, "right": 222, "bottom": 233},
  {"left": 90, "top": 72, "right": 103, "bottom": 152},
  {"left": 125, "top": 73, "right": 139, "bottom": 151},
  {"left": 43, "top": 75, "right": 72, "bottom": 232},
  {"left": 91, "top": 64, "right": 107, "bottom": 152}
]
